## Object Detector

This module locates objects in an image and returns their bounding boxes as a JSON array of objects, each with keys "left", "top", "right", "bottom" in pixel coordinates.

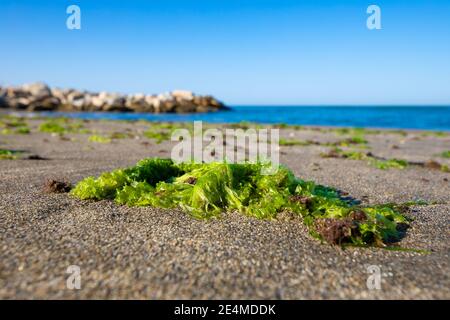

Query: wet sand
[{"left": 0, "top": 118, "right": 449, "bottom": 299}]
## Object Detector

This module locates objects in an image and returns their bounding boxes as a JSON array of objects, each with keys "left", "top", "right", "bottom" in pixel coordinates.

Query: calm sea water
[{"left": 36, "top": 106, "right": 450, "bottom": 131}]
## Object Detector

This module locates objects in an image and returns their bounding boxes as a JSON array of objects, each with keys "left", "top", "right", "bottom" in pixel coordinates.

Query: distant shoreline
[{"left": 2, "top": 105, "right": 449, "bottom": 131}]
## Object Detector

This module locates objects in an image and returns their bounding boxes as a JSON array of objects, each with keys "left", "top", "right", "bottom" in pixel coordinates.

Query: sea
[{"left": 32, "top": 106, "right": 450, "bottom": 131}]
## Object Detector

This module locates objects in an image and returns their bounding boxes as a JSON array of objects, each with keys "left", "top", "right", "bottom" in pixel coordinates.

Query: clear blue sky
[{"left": 1, "top": 0, "right": 450, "bottom": 105}]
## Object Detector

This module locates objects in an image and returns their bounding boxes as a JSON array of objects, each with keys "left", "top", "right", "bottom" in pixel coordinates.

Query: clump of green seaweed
[
  {"left": 0, "top": 149, "right": 21, "bottom": 160},
  {"left": 88, "top": 134, "right": 112, "bottom": 143},
  {"left": 144, "top": 122, "right": 193, "bottom": 143},
  {"left": 0, "top": 116, "right": 30, "bottom": 135},
  {"left": 71, "top": 158, "right": 408, "bottom": 247},
  {"left": 369, "top": 158, "right": 408, "bottom": 170},
  {"left": 279, "top": 138, "right": 312, "bottom": 146},
  {"left": 320, "top": 148, "right": 409, "bottom": 170},
  {"left": 39, "top": 118, "right": 91, "bottom": 135},
  {"left": 420, "top": 131, "right": 449, "bottom": 138},
  {"left": 39, "top": 121, "right": 66, "bottom": 134}
]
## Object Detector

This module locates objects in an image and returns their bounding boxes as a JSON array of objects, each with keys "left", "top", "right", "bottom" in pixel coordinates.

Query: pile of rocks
[{"left": 0, "top": 82, "right": 229, "bottom": 113}]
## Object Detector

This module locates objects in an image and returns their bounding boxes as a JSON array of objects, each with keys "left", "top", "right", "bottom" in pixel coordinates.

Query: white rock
[
  {"left": 91, "top": 95, "right": 106, "bottom": 108},
  {"left": 22, "top": 82, "right": 51, "bottom": 98},
  {"left": 171, "top": 90, "right": 194, "bottom": 100}
]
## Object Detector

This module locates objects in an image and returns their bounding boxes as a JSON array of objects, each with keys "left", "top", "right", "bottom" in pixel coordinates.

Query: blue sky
[{"left": 1, "top": 0, "right": 450, "bottom": 105}]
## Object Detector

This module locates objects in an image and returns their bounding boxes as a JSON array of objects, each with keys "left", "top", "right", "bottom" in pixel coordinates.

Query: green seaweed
[
  {"left": 109, "top": 132, "right": 133, "bottom": 139},
  {"left": 369, "top": 158, "right": 408, "bottom": 170},
  {"left": 143, "top": 122, "right": 193, "bottom": 143},
  {"left": 0, "top": 116, "right": 30, "bottom": 135},
  {"left": 337, "top": 136, "right": 368, "bottom": 147},
  {"left": 0, "top": 149, "right": 21, "bottom": 160},
  {"left": 0, "top": 116, "right": 28, "bottom": 127},
  {"left": 71, "top": 158, "right": 408, "bottom": 247},
  {"left": 279, "top": 138, "right": 310, "bottom": 146},
  {"left": 420, "top": 131, "right": 448, "bottom": 138},
  {"left": 143, "top": 130, "right": 169, "bottom": 143},
  {"left": 340, "top": 150, "right": 367, "bottom": 160},
  {"left": 228, "top": 121, "right": 251, "bottom": 130},
  {"left": 440, "top": 151, "right": 450, "bottom": 159},
  {"left": 15, "top": 127, "right": 30, "bottom": 134},
  {"left": 274, "top": 123, "right": 289, "bottom": 129},
  {"left": 88, "top": 135, "right": 112, "bottom": 143},
  {"left": 39, "top": 119, "right": 91, "bottom": 135},
  {"left": 386, "top": 129, "right": 408, "bottom": 136},
  {"left": 382, "top": 246, "right": 431, "bottom": 254},
  {"left": 329, "top": 127, "right": 411, "bottom": 137},
  {"left": 321, "top": 148, "right": 408, "bottom": 170},
  {"left": 331, "top": 127, "right": 382, "bottom": 136},
  {"left": 39, "top": 121, "right": 66, "bottom": 134}
]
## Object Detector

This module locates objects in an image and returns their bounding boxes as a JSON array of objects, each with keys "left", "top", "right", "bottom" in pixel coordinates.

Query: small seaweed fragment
[
  {"left": 332, "top": 127, "right": 379, "bottom": 136},
  {"left": 382, "top": 246, "right": 432, "bottom": 254},
  {"left": 39, "top": 121, "right": 66, "bottom": 134},
  {"left": 423, "top": 160, "right": 450, "bottom": 173},
  {"left": 26, "top": 154, "right": 47, "bottom": 160},
  {"left": 143, "top": 130, "right": 169, "bottom": 144},
  {"left": 0, "top": 149, "right": 21, "bottom": 160},
  {"left": 15, "top": 127, "right": 30, "bottom": 134},
  {"left": 109, "top": 132, "right": 133, "bottom": 139},
  {"left": 334, "top": 136, "right": 368, "bottom": 147},
  {"left": 320, "top": 148, "right": 368, "bottom": 160},
  {"left": 321, "top": 148, "right": 409, "bottom": 170},
  {"left": 369, "top": 158, "right": 408, "bottom": 170},
  {"left": 424, "top": 160, "right": 442, "bottom": 170},
  {"left": 39, "top": 119, "right": 91, "bottom": 135},
  {"left": 1, "top": 127, "right": 30, "bottom": 135},
  {"left": 440, "top": 151, "right": 450, "bottom": 159},
  {"left": 320, "top": 148, "right": 342, "bottom": 158},
  {"left": 279, "top": 138, "right": 311, "bottom": 146},
  {"left": 44, "top": 179, "right": 72, "bottom": 193},
  {"left": 314, "top": 218, "right": 356, "bottom": 245},
  {"left": 227, "top": 121, "right": 254, "bottom": 130},
  {"left": 0, "top": 116, "right": 30, "bottom": 134},
  {"left": 143, "top": 122, "right": 193, "bottom": 144},
  {"left": 420, "top": 131, "right": 449, "bottom": 138},
  {"left": 71, "top": 158, "right": 410, "bottom": 247},
  {"left": 341, "top": 150, "right": 368, "bottom": 160},
  {"left": 273, "top": 123, "right": 289, "bottom": 129},
  {"left": 88, "top": 135, "right": 112, "bottom": 143}
]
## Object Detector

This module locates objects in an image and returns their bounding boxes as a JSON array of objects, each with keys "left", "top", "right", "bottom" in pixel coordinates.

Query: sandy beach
[{"left": 0, "top": 117, "right": 449, "bottom": 299}]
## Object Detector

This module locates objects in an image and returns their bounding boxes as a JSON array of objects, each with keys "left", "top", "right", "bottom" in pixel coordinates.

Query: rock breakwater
[{"left": 0, "top": 82, "right": 229, "bottom": 113}]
